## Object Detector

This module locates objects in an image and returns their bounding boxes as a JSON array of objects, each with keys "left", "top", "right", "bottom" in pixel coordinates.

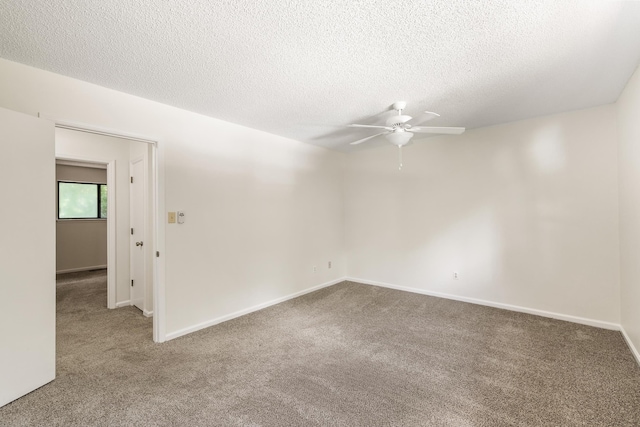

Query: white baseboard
[
  {"left": 115, "top": 301, "right": 153, "bottom": 318},
  {"left": 347, "top": 277, "right": 621, "bottom": 331},
  {"left": 161, "top": 275, "right": 639, "bottom": 367},
  {"left": 620, "top": 326, "right": 640, "bottom": 367},
  {"left": 56, "top": 265, "right": 107, "bottom": 274},
  {"left": 165, "top": 277, "right": 347, "bottom": 341}
]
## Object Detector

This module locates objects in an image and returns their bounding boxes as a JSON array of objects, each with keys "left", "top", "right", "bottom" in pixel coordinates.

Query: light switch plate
[{"left": 168, "top": 212, "right": 176, "bottom": 223}]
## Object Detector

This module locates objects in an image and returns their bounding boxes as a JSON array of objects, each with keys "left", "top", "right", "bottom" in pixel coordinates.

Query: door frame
[
  {"left": 55, "top": 155, "right": 117, "bottom": 309},
  {"left": 43, "top": 113, "right": 166, "bottom": 343}
]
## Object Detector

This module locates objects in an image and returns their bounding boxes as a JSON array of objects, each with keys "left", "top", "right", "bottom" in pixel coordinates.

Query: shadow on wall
[
  {"left": 407, "top": 123, "right": 569, "bottom": 302},
  {"left": 163, "top": 125, "right": 345, "bottom": 331},
  {"left": 345, "top": 106, "right": 620, "bottom": 321}
]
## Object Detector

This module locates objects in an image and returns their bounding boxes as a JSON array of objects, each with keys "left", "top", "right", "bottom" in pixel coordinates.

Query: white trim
[
  {"left": 115, "top": 300, "right": 131, "bottom": 308},
  {"left": 47, "top": 114, "right": 165, "bottom": 343},
  {"left": 153, "top": 141, "right": 165, "bottom": 342},
  {"left": 57, "top": 179, "right": 107, "bottom": 185},
  {"left": 57, "top": 218, "right": 107, "bottom": 222},
  {"left": 56, "top": 265, "right": 107, "bottom": 274},
  {"left": 56, "top": 159, "right": 107, "bottom": 169},
  {"left": 165, "top": 277, "right": 347, "bottom": 341},
  {"left": 39, "top": 114, "right": 158, "bottom": 145},
  {"left": 106, "top": 161, "right": 116, "bottom": 309},
  {"left": 347, "top": 277, "right": 621, "bottom": 331},
  {"left": 620, "top": 326, "right": 640, "bottom": 367},
  {"left": 143, "top": 309, "right": 153, "bottom": 318}
]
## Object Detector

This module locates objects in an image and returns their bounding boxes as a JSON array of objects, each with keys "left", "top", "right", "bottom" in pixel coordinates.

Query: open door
[
  {"left": 130, "top": 158, "right": 145, "bottom": 312},
  {"left": 0, "top": 107, "right": 56, "bottom": 407}
]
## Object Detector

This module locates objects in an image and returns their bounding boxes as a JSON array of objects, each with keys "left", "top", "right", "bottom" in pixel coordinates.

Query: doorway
[
  {"left": 55, "top": 159, "right": 113, "bottom": 341},
  {"left": 51, "top": 120, "right": 162, "bottom": 342},
  {"left": 55, "top": 160, "right": 109, "bottom": 276}
]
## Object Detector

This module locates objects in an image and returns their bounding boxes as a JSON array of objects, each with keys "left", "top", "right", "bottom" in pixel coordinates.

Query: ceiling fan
[
  {"left": 349, "top": 101, "right": 465, "bottom": 146},
  {"left": 347, "top": 101, "right": 465, "bottom": 169}
]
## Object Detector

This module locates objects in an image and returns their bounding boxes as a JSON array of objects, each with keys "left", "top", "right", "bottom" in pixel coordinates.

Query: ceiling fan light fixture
[{"left": 385, "top": 131, "right": 414, "bottom": 147}]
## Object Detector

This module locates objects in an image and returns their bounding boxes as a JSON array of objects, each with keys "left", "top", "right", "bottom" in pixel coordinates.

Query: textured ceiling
[{"left": 2, "top": 0, "right": 640, "bottom": 151}]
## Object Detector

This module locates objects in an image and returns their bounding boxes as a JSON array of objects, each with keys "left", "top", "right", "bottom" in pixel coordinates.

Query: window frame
[{"left": 57, "top": 180, "right": 108, "bottom": 220}]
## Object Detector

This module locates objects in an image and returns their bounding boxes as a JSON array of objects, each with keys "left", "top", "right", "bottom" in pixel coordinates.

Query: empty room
[{"left": 1, "top": 1, "right": 640, "bottom": 425}]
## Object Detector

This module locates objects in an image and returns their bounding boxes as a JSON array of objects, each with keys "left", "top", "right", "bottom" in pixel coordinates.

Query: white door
[
  {"left": 130, "top": 159, "right": 145, "bottom": 312},
  {"left": 0, "top": 107, "right": 56, "bottom": 407}
]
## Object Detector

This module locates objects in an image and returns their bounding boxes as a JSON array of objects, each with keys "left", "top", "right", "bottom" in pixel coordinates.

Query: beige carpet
[{"left": 1, "top": 270, "right": 639, "bottom": 426}]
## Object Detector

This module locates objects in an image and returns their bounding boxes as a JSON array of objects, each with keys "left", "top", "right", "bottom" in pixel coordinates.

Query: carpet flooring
[{"left": 1, "top": 270, "right": 639, "bottom": 426}]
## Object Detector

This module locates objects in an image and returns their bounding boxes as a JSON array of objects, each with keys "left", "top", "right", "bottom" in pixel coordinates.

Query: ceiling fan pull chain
[{"left": 398, "top": 145, "right": 403, "bottom": 171}]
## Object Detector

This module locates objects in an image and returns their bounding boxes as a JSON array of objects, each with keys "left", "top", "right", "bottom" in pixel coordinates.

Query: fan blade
[
  {"left": 349, "top": 132, "right": 388, "bottom": 145},
  {"left": 349, "top": 124, "right": 393, "bottom": 130},
  {"left": 407, "top": 111, "right": 440, "bottom": 126},
  {"left": 410, "top": 126, "right": 465, "bottom": 135}
]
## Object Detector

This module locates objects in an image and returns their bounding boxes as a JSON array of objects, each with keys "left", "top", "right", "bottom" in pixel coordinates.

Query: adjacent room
[
  {"left": 54, "top": 127, "right": 156, "bottom": 358},
  {"left": 1, "top": 1, "right": 640, "bottom": 425}
]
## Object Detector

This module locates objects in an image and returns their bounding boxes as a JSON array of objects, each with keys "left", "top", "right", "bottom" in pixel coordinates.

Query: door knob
[{"left": 136, "top": 241, "right": 143, "bottom": 247}]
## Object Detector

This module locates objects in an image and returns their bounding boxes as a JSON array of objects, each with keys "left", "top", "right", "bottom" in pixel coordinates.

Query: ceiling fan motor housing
[
  {"left": 386, "top": 114, "right": 413, "bottom": 128},
  {"left": 392, "top": 101, "right": 407, "bottom": 111}
]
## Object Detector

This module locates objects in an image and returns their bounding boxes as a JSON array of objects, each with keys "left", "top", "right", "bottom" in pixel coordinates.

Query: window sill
[{"left": 56, "top": 218, "right": 107, "bottom": 222}]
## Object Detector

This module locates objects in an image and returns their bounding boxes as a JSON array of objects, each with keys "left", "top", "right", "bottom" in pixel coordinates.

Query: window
[{"left": 58, "top": 182, "right": 107, "bottom": 219}]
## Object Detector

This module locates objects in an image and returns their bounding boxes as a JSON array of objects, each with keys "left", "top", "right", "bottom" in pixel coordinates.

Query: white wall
[
  {"left": 618, "top": 64, "right": 640, "bottom": 360},
  {"left": 0, "top": 58, "right": 346, "bottom": 339},
  {"left": 56, "top": 129, "right": 132, "bottom": 304},
  {"left": 163, "top": 125, "right": 344, "bottom": 335},
  {"left": 56, "top": 164, "right": 108, "bottom": 273},
  {"left": 345, "top": 105, "right": 621, "bottom": 325},
  {"left": 3, "top": 55, "right": 628, "bottom": 344}
]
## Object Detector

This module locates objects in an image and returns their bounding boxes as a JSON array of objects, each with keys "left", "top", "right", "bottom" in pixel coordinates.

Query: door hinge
[
  {"left": 130, "top": 177, "right": 133, "bottom": 183},
  {"left": 156, "top": 251, "right": 160, "bottom": 257},
  {"left": 131, "top": 279, "right": 134, "bottom": 287},
  {"left": 131, "top": 228, "right": 134, "bottom": 235}
]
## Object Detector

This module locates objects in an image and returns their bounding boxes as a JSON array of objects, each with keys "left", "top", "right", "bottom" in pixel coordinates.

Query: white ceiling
[{"left": 2, "top": 1, "right": 640, "bottom": 151}]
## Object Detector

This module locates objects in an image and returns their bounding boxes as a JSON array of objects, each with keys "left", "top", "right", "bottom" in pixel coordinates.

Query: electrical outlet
[
  {"left": 328, "top": 261, "right": 332, "bottom": 269},
  {"left": 168, "top": 212, "right": 176, "bottom": 224},
  {"left": 453, "top": 271, "right": 459, "bottom": 280}
]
